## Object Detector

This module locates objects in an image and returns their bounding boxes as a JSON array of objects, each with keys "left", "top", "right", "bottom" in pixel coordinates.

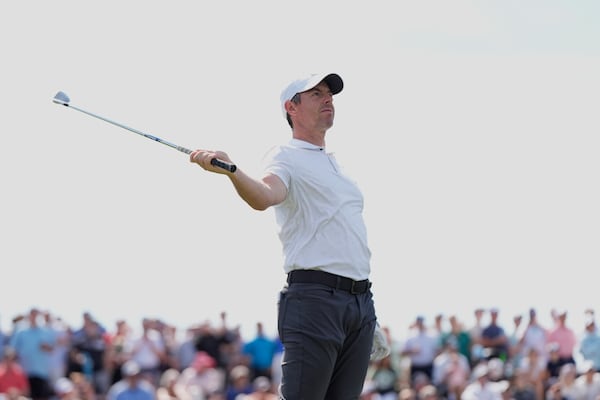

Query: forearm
[
  {"left": 228, "top": 169, "right": 282, "bottom": 211},
  {"left": 189, "top": 149, "right": 286, "bottom": 210}
]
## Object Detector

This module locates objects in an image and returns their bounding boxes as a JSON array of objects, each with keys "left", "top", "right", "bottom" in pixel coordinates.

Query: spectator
[
  {"left": 224, "top": 364, "right": 252, "bottom": 400},
  {"left": 401, "top": 316, "right": 440, "bottom": 384},
  {"left": 240, "top": 376, "right": 277, "bottom": 400},
  {"left": 508, "top": 314, "right": 524, "bottom": 371},
  {"left": 156, "top": 321, "right": 180, "bottom": 372},
  {"left": 174, "top": 328, "right": 198, "bottom": 373},
  {"left": 193, "top": 321, "right": 230, "bottom": 371},
  {"left": 510, "top": 368, "right": 536, "bottom": 400},
  {"left": 579, "top": 318, "right": 600, "bottom": 371},
  {"left": 53, "top": 377, "right": 82, "bottom": 400},
  {"left": 468, "top": 308, "right": 486, "bottom": 367},
  {"left": 545, "top": 363, "right": 578, "bottom": 400},
  {"left": 440, "top": 315, "right": 472, "bottom": 364},
  {"left": 241, "top": 323, "right": 278, "bottom": 380},
  {"left": 106, "top": 360, "right": 155, "bottom": 400},
  {"left": 412, "top": 372, "right": 432, "bottom": 397},
  {"left": 214, "top": 312, "right": 242, "bottom": 372},
  {"left": 542, "top": 343, "right": 563, "bottom": 390},
  {"left": 42, "top": 311, "right": 71, "bottom": 388},
  {"left": 130, "top": 318, "right": 167, "bottom": 387},
  {"left": 380, "top": 325, "right": 405, "bottom": 380},
  {"left": 71, "top": 312, "right": 109, "bottom": 395},
  {"left": 515, "top": 348, "right": 545, "bottom": 400},
  {"left": 65, "top": 346, "right": 91, "bottom": 381},
  {"left": 0, "top": 347, "right": 30, "bottom": 399},
  {"left": 432, "top": 340, "right": 470, "bottom": 400},
  {"left": 547, "top": 310, "right": 577, "bottom": 367},
  {"left": 105, "top": 320, "right": 133, "bottom": 386},
  {"left": 486, "top": 357, "right": 506, "bottom": 382},
  {"left": 68, "top": 372, "right": 96, "bottom": 400},
  {"left": 178, "top": 351, "right": 224, "bottom": 399},
  {"left": 480, "top": 308, "right": 509, "bottom": 362},
  {"left": 369, "top": 355, "right": 398, "bottom": 400},
  {"left": 9, "top": 308, "right": 56, "bottom": 400},
  {"left": 573, "top": 360, "right": 600, "bottom": 400},
  {"left": 461, "top": 363, "right": 501, "bottom": 400},
  {"left": 518, "top": 308, "right": 548, "bottom": 366},
  {"left": 155, "top": 368, "right": 191, "bottom": 400},
  {"left": 398, "top": 387, "right": 416, "bottom": 400},
  {"left": 417, "top": 384, "right": 439, "bottom": 400},
  {"left": 492, "top": 380, "right": 512, "bottom": 400}
]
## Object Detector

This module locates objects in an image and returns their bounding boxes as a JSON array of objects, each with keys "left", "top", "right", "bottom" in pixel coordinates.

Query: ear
[{"left": 284, "top": 99, "right": 297, "bottom": 116}]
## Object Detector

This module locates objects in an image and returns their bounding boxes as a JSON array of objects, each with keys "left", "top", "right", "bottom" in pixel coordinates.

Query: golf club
[{"left": 52, "top": 91, "right": 237, "bottom": 173}]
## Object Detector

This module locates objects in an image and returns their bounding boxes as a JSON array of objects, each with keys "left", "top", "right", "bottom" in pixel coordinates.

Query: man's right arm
[
  {"left": 228, "top": 170, "right": 287, "bottom": 211},
  {"left": 189, "top": 149, "right": 287, "bottom": 211}
]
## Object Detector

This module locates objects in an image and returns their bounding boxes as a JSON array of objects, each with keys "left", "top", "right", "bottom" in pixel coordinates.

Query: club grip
[{"left": 211, "top": 158, "right": 237, "bottom": 173}]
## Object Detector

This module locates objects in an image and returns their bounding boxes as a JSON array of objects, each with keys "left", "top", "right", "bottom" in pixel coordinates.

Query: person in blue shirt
[{"left": 9, "top": 308, "right": 56, "bottom": 400}]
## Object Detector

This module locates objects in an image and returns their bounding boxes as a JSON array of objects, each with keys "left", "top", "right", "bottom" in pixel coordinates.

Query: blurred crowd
[
  {"left": 363, "top": 307, "right": 600, "bottom": 400},
  {"left": 1, "top": 306, "right": 600, "bottom": 400},
  {"left": 0, "top": 309, "right": 281, "bottom": 400}
]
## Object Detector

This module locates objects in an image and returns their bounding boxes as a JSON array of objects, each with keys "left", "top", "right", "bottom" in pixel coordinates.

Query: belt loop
[{"left": 335, "top": 275, "right": 341, "bottom": 290}]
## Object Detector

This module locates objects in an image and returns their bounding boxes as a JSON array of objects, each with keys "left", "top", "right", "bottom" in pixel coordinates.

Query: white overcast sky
[{"left": 1, "top": 1, "right": 599, "bottom": 341}]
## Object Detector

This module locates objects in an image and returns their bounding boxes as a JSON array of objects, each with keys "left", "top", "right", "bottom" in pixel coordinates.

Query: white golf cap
[
  {"left": 280, "top": 73, "right": 344, "bottom": 118},
  {"left": 54, "top": 377, "right": 74, "bottom": 395},
  {"left": 121, "top": 360, "right": 141, "bottom": 376}
]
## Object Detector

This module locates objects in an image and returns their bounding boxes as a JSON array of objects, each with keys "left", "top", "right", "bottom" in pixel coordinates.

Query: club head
[{"left": 53, "top": 91, "right": 70, "bottom": 106}]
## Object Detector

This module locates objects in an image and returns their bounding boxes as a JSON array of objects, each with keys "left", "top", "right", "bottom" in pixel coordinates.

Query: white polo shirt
[{"left": 264, "top": 139, "right": 371, "bottom": 281}]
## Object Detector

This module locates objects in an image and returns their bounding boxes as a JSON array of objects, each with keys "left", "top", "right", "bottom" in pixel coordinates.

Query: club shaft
[
  {"left": 67, "top": 104, "right": 192, "bottom": 153},
  {"left": 58, "top": 103, "right": 236, "bottom": 172}
]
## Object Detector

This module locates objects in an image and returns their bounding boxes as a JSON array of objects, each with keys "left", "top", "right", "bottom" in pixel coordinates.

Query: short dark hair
[{"left": 286, "top": 93, "right": 301, "bottom": 128}]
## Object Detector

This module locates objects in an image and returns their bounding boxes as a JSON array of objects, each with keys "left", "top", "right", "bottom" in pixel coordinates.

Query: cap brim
[{"left": 322, "top": 73, "right": 343, "bottom": 95}]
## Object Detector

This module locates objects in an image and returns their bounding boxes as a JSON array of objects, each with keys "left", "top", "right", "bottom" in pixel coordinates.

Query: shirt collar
[{"left": 289, "top": 138, "right": 325, "bottom": 151}]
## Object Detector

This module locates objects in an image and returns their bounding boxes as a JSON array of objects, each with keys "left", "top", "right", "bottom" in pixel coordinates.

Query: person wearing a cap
[
  {"left": 518, "top": 308, "right": 549, "bottom": 367},
  {"left": 242, "top": 376, "right": 278, "bottom": 400},
  {"left": 105, "top": 361, "right": 155, "bottom": 400},
  {"left": 53, "top": 377, "right": 79, "bottom": 400},
  {"left": 547, "top": 310, "right": 577, "bottom": 367},
  {"left": 579, "top": 318, "right": 600, "bottom": 372},
  {"left": 461, "top": 364, "right": 501, "bottom": 400},
  {"left": 189, "top": 73, "right": 383, "bottom": 399},
  {"left": 573, "top": 360, "right": 600, "bottom": 399}
]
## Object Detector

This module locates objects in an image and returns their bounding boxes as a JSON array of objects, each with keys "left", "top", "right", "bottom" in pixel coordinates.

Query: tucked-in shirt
[{"left": 264, "top": 139, "right": 371, "bottom": 281}]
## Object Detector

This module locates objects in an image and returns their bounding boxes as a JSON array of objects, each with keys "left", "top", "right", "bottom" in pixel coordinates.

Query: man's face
[{"left": 295, "top": 81, "right": 335, "bottom": 131}]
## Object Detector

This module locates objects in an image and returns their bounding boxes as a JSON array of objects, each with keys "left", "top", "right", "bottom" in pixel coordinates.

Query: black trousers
[{"left": 277, "top": 281, "right": 377, "bottom": 400}]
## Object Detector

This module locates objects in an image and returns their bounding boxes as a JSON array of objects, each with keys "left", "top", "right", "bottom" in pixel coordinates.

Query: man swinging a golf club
[{"left": 190, "top": 73, "right": 389, "bottom": 400}]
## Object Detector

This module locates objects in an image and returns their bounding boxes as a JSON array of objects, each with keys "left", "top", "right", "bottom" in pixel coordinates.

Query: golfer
[{"left": 190, "top": 73, "right": 381, "bottom": 399}]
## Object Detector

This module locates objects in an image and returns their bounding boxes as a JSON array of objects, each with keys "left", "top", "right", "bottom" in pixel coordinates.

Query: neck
[{"left": 293, "top": 129, "right": 326, "bottom": 147}]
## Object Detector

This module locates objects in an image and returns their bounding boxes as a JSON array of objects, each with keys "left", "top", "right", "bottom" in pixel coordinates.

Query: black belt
[{"left": 287, "top": 269, "right": 371, "bottom": 294}]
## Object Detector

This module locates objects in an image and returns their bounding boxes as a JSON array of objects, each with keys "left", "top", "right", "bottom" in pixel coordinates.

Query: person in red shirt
[{"left": 0, "top": 347, "right": 30, "bottom": 399}]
